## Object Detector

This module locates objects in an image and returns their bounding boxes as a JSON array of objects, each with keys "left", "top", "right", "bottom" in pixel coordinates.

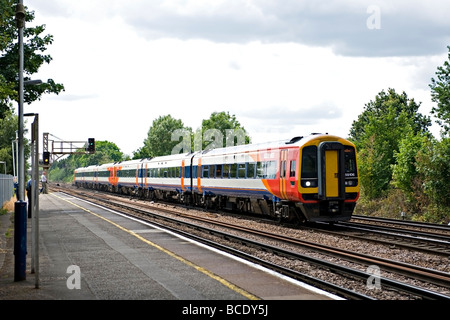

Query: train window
[
  {"left": 290, "top": 160, "right": 296, "bottom": 177},
  {"left": 193, "top": 166, "right": 198, "bottom": 179},
  {"left": 280, "top": 161, "right": 286, "bottom": 178},
  {"left": 176, "top": 166, "right": 180, "bottom": 178},
  {"left": 202, "top": 165, "right": 209, "bottom": 178},
  {"left": 256, "top": 161, "right": 276, "bottom": 179},
  {"left": 256, "top": 162, "right": 264, "bottom": 178},
  {"left": 216, "top": 165, "right": 222, "bottom": 178},
  {"left": 301, "top": 146, "right": 317, "bottom": 187},
  {"left": 247, "top": 162, "right": 256, "bottom": 178},
  {"left": 230, "top": 163, "right": 237, "bottom": 178},
  {"left": 266, "top": 161, "right": 277, "bottom": 179},
  {"left": 209, "top": 165, "right": 215, "bottom": 178},
  {"left": 184, "top": 166, "right": 191, "bottom": 178},
  {"left": 223, "top": 164, "right": 230, "bottom": 178},
  {"left": 237, "top": 164, "right": 245, "bottom": 178}
]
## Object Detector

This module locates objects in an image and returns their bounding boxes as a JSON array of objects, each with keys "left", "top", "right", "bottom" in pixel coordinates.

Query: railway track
[
  {"left": 49, "top": 185, "right": 450, "bottom": 300},
  {"left": 309, "top": 220, "right": 450, "bottom": 256}
]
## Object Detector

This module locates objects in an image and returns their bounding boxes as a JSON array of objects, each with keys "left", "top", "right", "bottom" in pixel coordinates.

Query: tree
[
  {"left": 416, "top": 137, "right": 450, "bottom": 209},
  {"left": 0, "top": 107, "right": 29, "bottom": 175},
  {"left": 197, "top": 111, "right": 250, "bottom": 151},
  {"left": 0, "top": 0, "right": 64, "bottom": 118},
  {"left": 134, "top": 115, "right": 192, "bottom": 158},
  {"left": 349, "top": 88, "right": 431, "bottom": 199},
  {"left": 391, "top": 131, "right": 430, "bottom": 208},
  {"left": 430, "top": 45, "right": 450, "bottom": 135}
]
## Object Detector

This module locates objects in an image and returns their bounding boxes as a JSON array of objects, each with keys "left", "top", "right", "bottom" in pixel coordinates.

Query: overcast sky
[{"left": 23, "top": 0, "right": 450, "bottom": 156}]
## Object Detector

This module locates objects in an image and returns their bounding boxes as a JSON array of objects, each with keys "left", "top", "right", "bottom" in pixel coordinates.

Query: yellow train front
[{"left": 288, "top": 134, "right": 359, "bottom": 222}]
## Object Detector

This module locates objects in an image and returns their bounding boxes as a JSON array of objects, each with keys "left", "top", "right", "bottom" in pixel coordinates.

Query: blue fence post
[{"left": 14, "top": 200, "right": 27, "bottom": 281}]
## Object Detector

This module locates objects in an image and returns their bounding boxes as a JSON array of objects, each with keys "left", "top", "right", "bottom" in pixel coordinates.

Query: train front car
[{"left": 295, "top": 134, "right": 359, "bottom": 222}]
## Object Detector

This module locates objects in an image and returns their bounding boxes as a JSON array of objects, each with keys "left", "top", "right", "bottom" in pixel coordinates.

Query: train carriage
[
  {"left": 141, "top": 153, "right": 186, "bottom": 200},
  {"left": 74, "top": 133, "right": 359, "bottom": 223}
]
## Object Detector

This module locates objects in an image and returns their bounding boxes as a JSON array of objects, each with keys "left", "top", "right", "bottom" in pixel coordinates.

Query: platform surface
[{"left": 1, "top": 192, "right": 338, "bottom": 303}]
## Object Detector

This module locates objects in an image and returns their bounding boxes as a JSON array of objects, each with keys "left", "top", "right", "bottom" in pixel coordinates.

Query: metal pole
[
  {"left": 30, "top": 135, "right": 35, "bottom": 272},
  {"left": 34, "top": 114, "right": 39, "bottom": 288},
  {"left": 14, "top": 0, "right": 26, "bottom": 282},
  {"left": 17, "top": 0, "right": 24, "bottom": 202},
  {"left": 12, "top": 141, "right": 16, "bottom": 177},
  {"left": 25, "top": 113, "right": 40, "bottom": 288}
]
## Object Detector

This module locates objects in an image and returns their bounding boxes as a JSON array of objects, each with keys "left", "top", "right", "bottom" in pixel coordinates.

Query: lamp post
[
  {"left": 14, "top": 0, "right": 43, "bottom": 282},
  {"left": 14, "top": 0, "right": 26, "bottom": 282}
]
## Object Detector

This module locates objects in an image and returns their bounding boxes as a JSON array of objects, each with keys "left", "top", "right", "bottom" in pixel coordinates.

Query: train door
[
  {"left": 286, "top": 148, "right": 298, "bottom": 200},
  {"left": 279, "top": 149, "right": 288, "bottom": 199},
  {"left": 318, "top": 142, "right": 345, "bottom": 200},
  {"left": 279, "top": 148, "right": 298, "bottom": 200}
]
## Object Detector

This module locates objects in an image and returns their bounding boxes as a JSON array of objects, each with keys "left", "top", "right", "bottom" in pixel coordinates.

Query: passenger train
[{"left": 74, "top": 133, "right": 359, "bottom": 223}]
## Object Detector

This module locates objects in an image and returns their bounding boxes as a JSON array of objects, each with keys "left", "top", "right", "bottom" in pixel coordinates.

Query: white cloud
[{"left": 23, "top": 0, "right": 448, "bottom": 156}]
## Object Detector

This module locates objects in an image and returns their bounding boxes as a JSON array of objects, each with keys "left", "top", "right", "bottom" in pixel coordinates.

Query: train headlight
[{"left": 302, "top": 180, "right": 317, "bottom": 188}]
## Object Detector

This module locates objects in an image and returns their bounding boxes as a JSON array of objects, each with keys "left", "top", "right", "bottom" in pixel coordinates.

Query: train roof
[
  {"left": 200, "top": 133, "right": 343, "bottom": 157},
  {"left": 75, "top": 133, "right": 352, "bottom": 171}
]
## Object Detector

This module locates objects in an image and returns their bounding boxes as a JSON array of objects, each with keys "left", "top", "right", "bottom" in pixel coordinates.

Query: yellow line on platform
[{"left": 51, "top": 193, "right": 259, "bottom": 300}]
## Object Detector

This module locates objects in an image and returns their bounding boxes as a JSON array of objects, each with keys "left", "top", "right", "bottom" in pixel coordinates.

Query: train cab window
[
  {"left": 290, "top": 160, "right": 296, "bottom": 178},
  {"left": 301, "top": 146, "right": 318, "bottom": 187},
  {"left": 344, "top": 146, "right": 358, "bottom": 186},
  {"left": 247, "top": 162, "right": 256, "bottom": 178},
  {"left": 344, "top": 147, "right": 357, "bottom": 173}
]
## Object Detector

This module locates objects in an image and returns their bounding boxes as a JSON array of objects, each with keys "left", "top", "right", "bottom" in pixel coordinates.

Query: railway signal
[
  {"left": 87, "top": 138, "right": 95, "bottom": 153},
  {"left": 43, "top": 151, "right": 50, "bottom": 165}
]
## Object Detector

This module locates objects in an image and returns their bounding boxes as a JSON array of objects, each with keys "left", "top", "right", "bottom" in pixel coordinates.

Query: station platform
[{"left": 1, "top": 191, "right": 339, "bottom": 310}]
